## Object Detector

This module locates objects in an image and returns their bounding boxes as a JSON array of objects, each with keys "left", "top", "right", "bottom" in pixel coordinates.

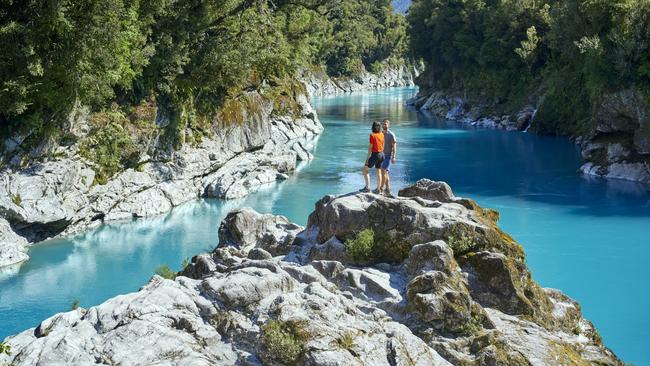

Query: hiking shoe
[
  {"left": 359, "top": 187, "right": 370, "bottom": 193},
  {"left": 372, "top": 188, "right": 382, "bottom": 194},
  {"left": 384, "top": 191, "right": 395, "bottom": 198}
]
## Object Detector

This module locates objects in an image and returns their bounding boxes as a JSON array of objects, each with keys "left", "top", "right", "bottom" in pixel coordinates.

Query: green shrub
[
  {"left": 261, "top": 320, "right": 310, "bottom": 365},
  {"left": 345, "top": 229, "right": 411, "bottom": 264},
  {"left": 0, "top": 341, "right": 10, "bottom": 356},
  {"left": 70, "top": 298, "right": 80, "bottom": 310},
  {"left": 335, "top": 332, "right": 355, "bottom": 351},
  {"left": 445, "top": 224, "right": 479, "bottom": 256},
  {"left": 345, "top": 229, "right": 375, "bottom": 263},
  {"left": 155, "top": 264, "right": 176, "bottom": 280},
  {"left": 11, "top": 194, "right": 22, "bottom": 206}
]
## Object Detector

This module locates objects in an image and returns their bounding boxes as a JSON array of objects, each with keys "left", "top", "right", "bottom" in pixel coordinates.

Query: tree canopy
[
  {"left": 0, "top": 0, "right": 408, "bottom": 145},
  {"left": 408, "top": 0, "right": 650, "bottom": 134}
]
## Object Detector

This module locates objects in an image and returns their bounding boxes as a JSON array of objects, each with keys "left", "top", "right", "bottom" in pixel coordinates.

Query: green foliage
[
  {"left": 335, "top": 332, "right": 355, "bottom": 351},
  {"left": 181, "top": 257, "right": 190, "bottom": 269},
  {"left": 345, "top": 229, "right": 411, "bottom": 264},
  {"left": 408, "top": 0, "right": 650, "bottom": 135},
  {"left": 70, "top": 298, "right": 80, "bottom": 310},
  {"left": 79, "top": 105, "right": 150, "bottom": 185},
  {"left": 0, "top": 341, "right": 10, "bottom": 356},
  {"left": 261, "top": 319, "right": 310, "bottom": 365},
  {"left": 155, "top": 264, "right": 176, "bottom": 280},
  {"left": 1, "top": 0, "right": 408, "bottom": 160},
  {"left": 444, "top": 223, "right": 479, "bottom": 256},
  {"left": 346, "top": 229, "right": 375, "bottom": 263},
  {"left": 11, "top": 194, "right": 21, "bottom": 207}
]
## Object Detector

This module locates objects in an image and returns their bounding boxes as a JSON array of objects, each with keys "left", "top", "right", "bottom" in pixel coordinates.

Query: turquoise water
[{"left": 1, "top": 88, "right": 649, "bottom": 364}]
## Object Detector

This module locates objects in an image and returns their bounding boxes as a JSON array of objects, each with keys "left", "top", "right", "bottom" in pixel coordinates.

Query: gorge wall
[
  {"left": 300, "top": 61, "right": 420, "bottom": 98},
  {"left": 409, "top": 75, "right": 650, "bottom": 186},
  {"left": 0, "top": 92, "right": 322, "bottom": 269}
]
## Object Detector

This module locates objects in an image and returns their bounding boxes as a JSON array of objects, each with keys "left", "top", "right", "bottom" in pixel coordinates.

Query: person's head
[
  {"left": 382, "top": 119, "right": 390, "bottom": 131},
  {"left": 372, "top": 121, "right": 381, "bottom": 133}
]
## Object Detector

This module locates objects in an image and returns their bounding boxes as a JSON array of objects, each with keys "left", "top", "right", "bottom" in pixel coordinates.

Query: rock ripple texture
[
  {"left": 1, "top": 179, "right": 621, "bottom": 366},
  {"left": 0, "top": 93, "right": 322, "bottom": 268}
]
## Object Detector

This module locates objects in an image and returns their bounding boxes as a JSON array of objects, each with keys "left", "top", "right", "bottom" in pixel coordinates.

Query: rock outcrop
[
  {"left": 300, "top": 61, "right": 420, "bottom": 97},
  {"left": 0, "top": 93, "right": 322, "bottom": 267},
  {"left": 1, "top": 179, "right": 621, "bottom": 366}
]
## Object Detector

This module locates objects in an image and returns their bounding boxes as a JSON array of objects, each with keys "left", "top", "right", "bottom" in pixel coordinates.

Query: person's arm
[{"left": 392, "top": 137, "right": 397, "bottom": 162}]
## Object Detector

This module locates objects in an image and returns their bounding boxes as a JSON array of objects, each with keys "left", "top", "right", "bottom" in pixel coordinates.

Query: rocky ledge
[
  {"left": 1, "top": 179, "right": 621, "bottom": 366},
  {"left": 0, "top": 94, "right": 322, "bottom": 268},
  {"left": 300, "top": 61, "right": 420, "bottom": 98}
]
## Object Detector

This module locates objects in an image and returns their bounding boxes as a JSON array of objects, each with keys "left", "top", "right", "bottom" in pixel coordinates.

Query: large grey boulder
[{"left": 218, "top": 208, "right": 303, "bottom": 256}]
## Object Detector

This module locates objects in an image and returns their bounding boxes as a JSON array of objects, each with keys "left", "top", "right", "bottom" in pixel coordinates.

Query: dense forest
[
  {"left": 408, "top": 0, "right": 650, "bottom": 135},
  {"left": 0, "top": 0, "right": 407, "bottom": 166}
]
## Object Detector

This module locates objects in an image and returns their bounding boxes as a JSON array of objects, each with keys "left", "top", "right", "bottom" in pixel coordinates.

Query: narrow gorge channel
[{"left": 1, "top": 88, "right": 649, "bottom": 364}]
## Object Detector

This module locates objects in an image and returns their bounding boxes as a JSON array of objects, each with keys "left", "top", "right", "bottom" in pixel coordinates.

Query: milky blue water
[{"left": 1, "top": 88, "right": 649, "bottom": 364}]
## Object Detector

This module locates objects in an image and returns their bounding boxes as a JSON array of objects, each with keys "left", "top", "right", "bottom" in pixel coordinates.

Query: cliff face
[
  {"left": 411, "top": 73, "right": 650, "bottom": 185},
  {"left": 0, "top": 93, "right": 322, "bottom": 269},
  {"left": 0, "top": 180, "right": 621, "bottom": 366},
  {"left": 300, "top": 61, "right": 420, "bottom": 98}
]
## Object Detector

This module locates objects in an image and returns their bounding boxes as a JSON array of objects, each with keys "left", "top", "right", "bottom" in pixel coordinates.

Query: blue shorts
[
  {"left": 381, "top": 154, "right": 392, "bottom": 171},
  {"left": 366, "top": 152, "right": 385, "bottom": 169}
]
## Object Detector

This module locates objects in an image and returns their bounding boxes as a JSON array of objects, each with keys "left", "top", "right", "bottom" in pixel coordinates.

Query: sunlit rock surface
[
  {"left": 0, "top": 92, "right": 322, "bottom": 267},
  {"left": 1, "top": 180, "right": 621, "bottom": 366}
]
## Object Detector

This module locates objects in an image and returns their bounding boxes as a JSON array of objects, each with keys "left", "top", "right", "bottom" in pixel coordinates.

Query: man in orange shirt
[{"left": 361, "top": 121, "right": 385, "bottom": 193}]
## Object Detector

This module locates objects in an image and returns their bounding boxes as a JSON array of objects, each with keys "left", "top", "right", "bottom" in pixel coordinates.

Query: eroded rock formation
[{"left": 0, "top": 179, "right": 621, "bottom": 366}]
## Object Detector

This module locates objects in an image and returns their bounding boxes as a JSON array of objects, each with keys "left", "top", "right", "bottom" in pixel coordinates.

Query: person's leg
[
  {"left": 384, "top": 170, "right": 392, "bottom": 195},
  {"left": 375, "top": 168, "right": 383, "bottom": 191},
  {"left": 362, "top": 165, "right": 370, "bottom": 190}
]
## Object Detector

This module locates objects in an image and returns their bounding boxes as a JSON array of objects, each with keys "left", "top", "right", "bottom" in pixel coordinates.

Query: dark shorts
[
  {"left": 366, "top": 152, "right": 385, "bottom": 169},
  {"left": 380, "top": 154, "right": 392, "bottom": 171}
]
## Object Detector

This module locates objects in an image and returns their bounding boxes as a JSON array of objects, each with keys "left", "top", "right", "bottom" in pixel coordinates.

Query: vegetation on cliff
[
  {"left": 407, "top": 0, "right": 650, "bottom": 136},
  {"left": 0, "top": 0, "right": 407, "bottom": 167}
]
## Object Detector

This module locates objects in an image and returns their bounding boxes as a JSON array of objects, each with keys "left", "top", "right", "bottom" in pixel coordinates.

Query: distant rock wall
[
  {"left": 300, "top": 61, "right": 420, "bottom": 98},
  {"left": 0, "top": 93, "right": 323, "bottom": 268},
  {"left": 411, "top": 84, "right": 650, "bottom": 185},
  {"left": 0, "top": 180, "right": 622, "bottom": 366}
]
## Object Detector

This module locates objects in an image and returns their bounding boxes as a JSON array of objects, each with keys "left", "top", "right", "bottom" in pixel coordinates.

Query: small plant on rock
[
  {"left": 11, "top": 194, "right": 22, "bottom": 207},
  {"left": 335, "top": 332, "right": 355, "bottom": 351},
  {"left": 261, "top": 319, "right": 310, "bottom": 365},
  {"left": 345, "top": 229, "right": 410, "bottom": 264},
  {"left": 70, "top": 298, "right": 80, "bottom": 310},
  {"left": 0, "top": 341, "right": 10, "bottom": 356},
  {"left": 345, "top": 229, "right": 375, "bottom": 263},
  {"left": 445, "top": 223, "right": 479, "bottom": 255},
  {"left": 155, "top": 264, "right": 176, "bottom": 280}
]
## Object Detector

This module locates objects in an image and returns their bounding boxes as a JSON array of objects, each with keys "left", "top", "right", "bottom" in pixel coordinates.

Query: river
[{"left": 1, "top": 88, "right": 649, "bottom": 364}]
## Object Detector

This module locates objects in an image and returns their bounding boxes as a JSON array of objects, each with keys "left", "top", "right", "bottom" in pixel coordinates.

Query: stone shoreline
[
  {"left": 409, "top": 89, "right": 650, "bottom": 186},
  {"left": 0, "top": 93, "right": 322, "bottom": 269},
  {"left": 0, "top": 179, "right": 622, "bottom": 365}
]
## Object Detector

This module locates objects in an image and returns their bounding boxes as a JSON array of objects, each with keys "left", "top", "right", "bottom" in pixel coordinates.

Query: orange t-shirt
[{"left": 370, "top": 132, "right": 384, "bottom": 153}]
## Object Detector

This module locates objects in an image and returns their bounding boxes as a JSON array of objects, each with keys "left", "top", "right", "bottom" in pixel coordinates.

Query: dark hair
[{"left": 372, "top": 121, "right": 381, "bottom": 133}]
